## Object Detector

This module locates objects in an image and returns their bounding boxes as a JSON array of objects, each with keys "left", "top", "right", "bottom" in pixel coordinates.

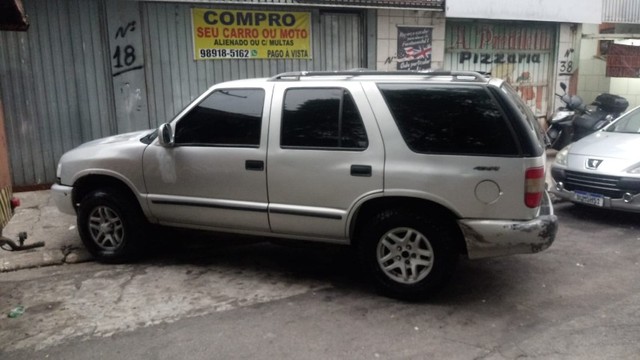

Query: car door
[
  {"left": 267, "top": 82, "right": 385, "bottom": 241},
  {"left": 143, "top": 85, "right": 272, "bottom": 232}
]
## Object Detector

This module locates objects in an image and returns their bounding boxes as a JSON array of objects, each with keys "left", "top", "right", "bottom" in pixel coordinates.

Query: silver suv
[{"left": 52, "top": 71, "right": 557, "bottom": 299}]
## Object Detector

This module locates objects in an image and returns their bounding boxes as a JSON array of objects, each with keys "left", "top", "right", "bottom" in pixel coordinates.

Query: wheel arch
[
  {"left": 72, "top": 175, "right": 149, "bottom": 219},
  {"left": 349, "top": 196, "right": 467, "bottom": 255}
]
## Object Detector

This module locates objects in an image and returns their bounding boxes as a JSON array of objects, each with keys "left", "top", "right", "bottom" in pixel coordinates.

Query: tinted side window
[
  {"left": 378, "top": 84, "right": 518, "bottom": 155},
  {"left": 174, "top": 89, "right": 264, "bottom": 146},
  {"left": 281, "top": 88, "right": 368, "bottom": 149}
]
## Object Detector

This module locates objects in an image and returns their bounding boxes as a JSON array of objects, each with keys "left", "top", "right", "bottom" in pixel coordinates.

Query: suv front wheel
[
  {"left": 77, "top": 188, "right": 145, "bottom": 263},
  {"left": 358, "top": 209, "right": 458, "bottom": 300}
]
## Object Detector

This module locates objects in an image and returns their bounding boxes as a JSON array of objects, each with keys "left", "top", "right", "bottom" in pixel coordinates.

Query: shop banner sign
[
  {"left": 444, "top": 22, "right": 554, "bottom": 117},
  {"left": 606, "top": 44, "right": 640, "bottom": 78},
  {"left": 397, "top": 26, "right": 432, "bottom": 70},
  {"left": 192, "top": 9, "right": 311, "bottom": 60}
]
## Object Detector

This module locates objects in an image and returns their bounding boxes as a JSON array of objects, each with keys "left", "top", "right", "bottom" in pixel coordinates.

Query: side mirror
[
  {"left": 559, "top": 82, "right": 567, "bottom": 92},
  {"left": 158, "top": 123, "right": 174, "bottom": 147}
]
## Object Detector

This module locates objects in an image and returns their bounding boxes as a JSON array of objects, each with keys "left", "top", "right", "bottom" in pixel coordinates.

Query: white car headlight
[{"left": 555, "top": 145, "right": 571, "bottom": 166}]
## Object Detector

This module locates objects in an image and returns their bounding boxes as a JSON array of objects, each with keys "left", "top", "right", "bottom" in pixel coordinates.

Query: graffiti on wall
[
  {"left": 384, "top": 55, "right": 397, "bottom": 65},
  {"left": 558, "top": 48, "right": 575, "bottom": 76},
  {"left": 111, "top": 20, "right": 143, "bottom": 77},
  {"left": 108, "top": 14, "right": 146, "bottom": 128}
]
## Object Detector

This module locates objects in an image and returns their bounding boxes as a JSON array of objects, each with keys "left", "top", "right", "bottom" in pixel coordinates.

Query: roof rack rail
[{"left": 269, "top": 70, "right": 488, "bottom": 82}]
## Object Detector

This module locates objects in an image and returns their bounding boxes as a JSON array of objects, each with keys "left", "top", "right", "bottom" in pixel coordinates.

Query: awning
[
  {"left": 291, "top": 0, "right": 444, "bottom": 10},
  {"left": 0, "top": 0, "right": 29, "bottom": 31},
  {"left": 147, "top": 0, "right": 444, "bottom": 11}
]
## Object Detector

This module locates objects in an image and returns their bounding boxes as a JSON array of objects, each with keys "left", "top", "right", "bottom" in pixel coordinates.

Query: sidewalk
[{"left": 0, "top": 190, "right": 92, "bottom": 272}]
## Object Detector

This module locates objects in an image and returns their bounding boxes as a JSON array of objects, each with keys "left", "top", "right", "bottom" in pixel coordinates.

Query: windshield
[{"left": 605, "top": 108, "right": 640, "bottom": 133}]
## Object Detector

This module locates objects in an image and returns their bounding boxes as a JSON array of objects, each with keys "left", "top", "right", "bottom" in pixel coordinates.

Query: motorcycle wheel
[{"left": 549, "top": 129, "right": 565, "bottom": 150}]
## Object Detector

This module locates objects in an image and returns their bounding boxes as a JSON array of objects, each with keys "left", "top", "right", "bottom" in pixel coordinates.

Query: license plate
[{"left": 574, "top": 191, "right": 604, "bottom": 207}]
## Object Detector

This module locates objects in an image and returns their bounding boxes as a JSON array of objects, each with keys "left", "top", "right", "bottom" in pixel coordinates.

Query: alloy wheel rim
[
  {"left": 376, "top": 227, "right": 434, "bottom": 284},
  {"left": 88, "top": 206, "right": 124, "bottom": 250}
]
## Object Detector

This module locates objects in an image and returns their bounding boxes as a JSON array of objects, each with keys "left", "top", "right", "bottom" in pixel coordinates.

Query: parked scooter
[
  {"left": 547, "top": 83, "right": 629, "bottom": 150},
  {"left": 573, "top": 92, "right": 629, "bottom": 140},
  {"left": 547, "top": 83, "right": 584, "bottom": 150}
]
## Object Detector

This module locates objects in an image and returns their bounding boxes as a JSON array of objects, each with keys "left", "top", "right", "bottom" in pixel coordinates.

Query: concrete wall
[
  {"left": 552, "top": 23, "right": 583, "bottom": 116},
  {"left": 608, "top": 39, "right": 640, "bottom": 110},
  {"left": 578, "top": 24, "right": 610, "bottom": 105},
  {"left": 375, "top": 10, "right": 445, "bottom": 71},
  {"left": 577, "top": 25, "right": 640, "bottom": 111},
  {"left": 609, "top": 78, "right": 640, "bottom": 110}
]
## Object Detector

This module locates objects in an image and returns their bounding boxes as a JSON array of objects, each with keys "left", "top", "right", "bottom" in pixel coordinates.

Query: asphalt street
[{"left": 1, "top": 202, "right": 640, "bottom": 359}]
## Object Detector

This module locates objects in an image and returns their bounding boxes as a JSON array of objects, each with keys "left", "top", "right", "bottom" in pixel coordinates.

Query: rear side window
[
  {"left": 281, "top": 88, "right": 368, "bottom": 150},
  {"left": 174, "top": 89, "right": 264, "bottom": 146},
  {"left": 378, "top": 84, "right": 518, "bottom": 156},
  {"left": 500, "top": 83, "right": 547, "bottom": 147}
]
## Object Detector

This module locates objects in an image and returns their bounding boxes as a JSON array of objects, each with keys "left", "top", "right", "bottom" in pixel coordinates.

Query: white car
[{"left": 551, "top": 105, "right": 640, "bottom": 212}]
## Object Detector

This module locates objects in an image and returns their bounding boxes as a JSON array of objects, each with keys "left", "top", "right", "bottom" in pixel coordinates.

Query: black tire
[
  {"left": 552, "top": 126, "right": 575, "bottom": 151},
  {"left": 357, "top": 209, "right": 459, "bottom": 300},
  {"left": 549, "top": 129, "right": 564, "bottom": 150},
  {"left": 77, "top": 188, "right": 147, "bottom": 263}
]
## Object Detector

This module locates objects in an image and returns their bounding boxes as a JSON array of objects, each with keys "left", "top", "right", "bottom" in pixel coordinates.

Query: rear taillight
[{"left": 525, "top": 167, "right": 545, "bottom": 208}]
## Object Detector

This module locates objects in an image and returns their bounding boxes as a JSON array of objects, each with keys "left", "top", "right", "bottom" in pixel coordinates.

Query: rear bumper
[
  {"left": 459, "top": 191, "right": 558, "bottom": 259},
  {"left": 51, "top": 183, "right": 76, "bottom": 216}
]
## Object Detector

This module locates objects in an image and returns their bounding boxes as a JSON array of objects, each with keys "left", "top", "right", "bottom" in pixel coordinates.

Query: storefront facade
[
  {"left": 1, "top": 0, "right": 447, "bottom": 187},
  {"left": 444, "top": 21, "right": 557, "bottom": 118},
  {"left": 442, "top": 0, "right": 600, "bottom": 120},
  {"left": 1, "top": 0, "right": 598, "bottom": 187}
]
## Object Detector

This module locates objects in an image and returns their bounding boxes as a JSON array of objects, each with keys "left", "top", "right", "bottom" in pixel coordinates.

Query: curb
[{"left": 0, "top": 248, "right": 93, "bottom": 272}]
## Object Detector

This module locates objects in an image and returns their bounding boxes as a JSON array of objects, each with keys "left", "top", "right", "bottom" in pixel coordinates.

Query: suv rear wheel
[
  {"left": 77, "top": 188, "right": 145, "bottom": 263},
  {"left": 358, "top": 209, "right": 458, "bottom": 300}
]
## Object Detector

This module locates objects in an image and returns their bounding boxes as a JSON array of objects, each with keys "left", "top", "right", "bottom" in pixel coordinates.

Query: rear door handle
[
  {"left": 350, "top": 165, "right": 372, "bottom": 177},
  {"left": 245, "top": 160, "right": 264, "bottom": 171}
]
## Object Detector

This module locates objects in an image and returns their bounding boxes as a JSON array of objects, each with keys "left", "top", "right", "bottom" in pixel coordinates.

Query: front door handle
[
  {"left": 245, "top": 160, "right": 264, "bottom": 171},
  {"left": 350, "top": 165, "right": 372, "bottom": 177}
]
